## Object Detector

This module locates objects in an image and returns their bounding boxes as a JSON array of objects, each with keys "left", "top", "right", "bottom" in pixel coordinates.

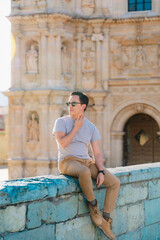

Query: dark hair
[{"left": 71, "top": 91, "right": 89, "bottom": 111}]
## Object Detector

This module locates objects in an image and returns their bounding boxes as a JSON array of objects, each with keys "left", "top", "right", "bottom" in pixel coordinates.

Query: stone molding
[{"left": 9, "top": 13, "right": 160, "bottom": 27}]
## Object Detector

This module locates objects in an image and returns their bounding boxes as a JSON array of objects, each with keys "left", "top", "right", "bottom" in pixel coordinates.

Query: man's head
[
  {"left": 70, "top": 92, "right": 89, "bottom": 111},
  {"left": 66, "top": 91, "right": 89, "bottom": 119}
]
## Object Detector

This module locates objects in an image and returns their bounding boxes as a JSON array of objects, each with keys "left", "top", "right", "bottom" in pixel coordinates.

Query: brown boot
[
  {"left": 100, "top": 217, "right": 115, "bottom": 240},
  {"left": 89, "top": 200, "right": 103, "bottom": 227}
]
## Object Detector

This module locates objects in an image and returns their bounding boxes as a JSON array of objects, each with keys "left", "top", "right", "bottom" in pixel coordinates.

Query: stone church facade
[{"left": 5, "top": 0, "right": 160, "bottom": 179}]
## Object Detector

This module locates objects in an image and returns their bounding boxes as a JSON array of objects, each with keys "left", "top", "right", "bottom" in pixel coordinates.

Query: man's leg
[
  {"left": 89, "top": 162, "right": 120, "bottom": 214},
  {"left": 59, "top": 158, "right": 102, "bottom": 226},
  {"left": 89, "top": 162, "right": 120, "bottom": 240}
]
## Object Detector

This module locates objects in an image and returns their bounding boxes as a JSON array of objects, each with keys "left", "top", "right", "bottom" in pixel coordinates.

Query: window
[{"left": 128, "top": 0, "right": 152, "bottom": 12}]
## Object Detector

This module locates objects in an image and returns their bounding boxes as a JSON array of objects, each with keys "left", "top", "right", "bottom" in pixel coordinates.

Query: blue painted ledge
[{"left": 0, "top": 162, "right": 160, "bottom": 240}]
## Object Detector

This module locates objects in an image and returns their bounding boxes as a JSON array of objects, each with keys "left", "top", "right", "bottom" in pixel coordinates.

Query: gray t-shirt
[{"left": 52, "top": 115, "right": 101, "bottom": 163}]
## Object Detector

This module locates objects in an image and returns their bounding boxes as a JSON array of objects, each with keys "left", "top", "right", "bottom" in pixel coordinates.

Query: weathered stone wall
[
  {"left": 0, "top": 108, "right": 8, "bottom": 166},
  {"left": 0, "top": 163, "right": 160, "bottom": 240}
]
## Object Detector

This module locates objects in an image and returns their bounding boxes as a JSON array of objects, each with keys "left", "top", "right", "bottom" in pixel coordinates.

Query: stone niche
[
  {"left": 61, "top": 40, "right": 74, "bottom": 88},
  {"left": 82, "top": 37, "right": 96, "bottom": 89},
  {"left": 22, "top": 40, "right": 40, "bottom": 89},
  {"left": 25, "top": 41, "right": 39, "bottom": 75}
]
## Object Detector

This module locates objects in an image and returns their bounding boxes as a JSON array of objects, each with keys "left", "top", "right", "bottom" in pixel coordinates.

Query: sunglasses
[{"left": 66, "top": 102, "right": 83, "bottom": 107}]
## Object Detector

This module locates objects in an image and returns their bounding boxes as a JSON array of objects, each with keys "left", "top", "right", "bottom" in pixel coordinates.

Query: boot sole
[{"left": 99, "top": 225, "right": 115, "bottom": 240}]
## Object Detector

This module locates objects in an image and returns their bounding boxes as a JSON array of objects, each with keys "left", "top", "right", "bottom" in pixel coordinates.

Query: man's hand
[
  {"left": 74, "top": 114, "right": 84, "bottom": 130},
  {"left": 96, "top": 173, "right": 104, "bottom": 188}
]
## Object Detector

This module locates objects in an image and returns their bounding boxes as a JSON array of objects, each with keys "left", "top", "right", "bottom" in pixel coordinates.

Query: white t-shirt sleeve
[
  {"left": 52, "top": 118, "right": 66, "bottom": 135},
  {"left": 90, "top": 125, "right": 101, "bottom": 142}
]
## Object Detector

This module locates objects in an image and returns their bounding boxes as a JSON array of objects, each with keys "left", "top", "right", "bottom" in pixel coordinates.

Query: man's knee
[{"left": 79, "top": 168, "right": 91, "bottom": 179}]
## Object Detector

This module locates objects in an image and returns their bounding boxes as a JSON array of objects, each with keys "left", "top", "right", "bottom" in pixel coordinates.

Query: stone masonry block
[
  {"left": 56, "top": 216, "right": 95, "bottom": 240},
  {"left": 27, "top": 195, "right": 78, "bottom": 229},
  {"left": 4, "top": 224, "right": 56, "bottom": 240},
  {"left": 117, "top": 182, "right": 148, "bottom": 206},
  {"left": 77, "top": 193, "right": 88, "bottom": 215},
  {"left": 149, "top": 179, "right": 160, "bottom": 199},
  {"left": 52, "top": 175, "right": 78, "bottom": 195},
  {"left": 111, "top": 206, "right": 128, "bottom": 235},
  {"left": 0, "top": 205, "right": 26, "bottom": 233},
  {"left": 129, "top": 168, "right": 152, "bottom": 183},
  {"left": 94, "top": 189, "right": 106, "bottom": 210},
  {"left": 127, "top": 203, "right": 144, "bottom": 232},
  {"left": 112, "top": 203, "right": 144, "bottom": 235},
  {"left": 145, "top": 198, "right": 160, "bottom": 225},
  {"left": 141, "top": 222, "right": 160, "bottom": 240},
  {"left": 0, "top": 177, "right": 57, "bottom": 206},
  {"left": 118, "top": 229, "right": 141, "bottom": 240}
]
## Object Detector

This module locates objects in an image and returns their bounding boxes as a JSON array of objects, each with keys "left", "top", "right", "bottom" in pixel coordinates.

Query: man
[{"left": 53, "top": 91, "right": 120, "bottom": 240}]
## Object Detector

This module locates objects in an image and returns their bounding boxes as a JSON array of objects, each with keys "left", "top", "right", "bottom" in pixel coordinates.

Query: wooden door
[{"left": 123, "top": 114, "right": 160, "bottom": 166}]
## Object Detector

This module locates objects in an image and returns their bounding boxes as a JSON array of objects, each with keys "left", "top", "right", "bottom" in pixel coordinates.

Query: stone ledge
[{"left": 0, "top": 163, "right": 160, "bottom": 207}]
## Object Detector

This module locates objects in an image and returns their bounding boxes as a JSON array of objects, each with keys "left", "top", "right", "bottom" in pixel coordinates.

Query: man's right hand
[
  {"left": 55, "top": 114, "right": 84, "bottom": 149},
  {"left": 74, "top": 114, "right": 84, "bottom": 130}
]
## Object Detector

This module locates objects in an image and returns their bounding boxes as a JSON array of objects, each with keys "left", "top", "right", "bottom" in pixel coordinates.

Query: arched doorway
[{"left": 123, "top": 113, "right": 160, "bottom": 166}]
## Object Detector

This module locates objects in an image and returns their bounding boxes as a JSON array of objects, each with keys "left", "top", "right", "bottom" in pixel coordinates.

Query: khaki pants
[{"left": 59, "top": 157, "right": 120, "bottom": 213}]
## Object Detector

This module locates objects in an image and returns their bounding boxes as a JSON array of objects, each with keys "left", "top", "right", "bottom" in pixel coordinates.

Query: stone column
[
  {"left": 75, "top": 36, "right": 82, "bottom": 89},
  {"left": 102, "top": 28, "right": 110, "bottom": 91},
  {"left": 8, "top": 93, "right": 24, "bottom": 179},
  {"left": 48, "top": 34, "right": 56, "bottom": 87},
  {"left": 95, "top": 0, "right": 102, "bottom": 15},
  {"left": 76, "top": 0, "right": 82, "bottom": 14},
  {"left": 93, "top": 104, "right": 104, "bottom": 153},
  {"left": 12, "top": 95, "right": 24, "bottom": 159},
  {"left": 55, "top": 35, "right": 62, "bottom": 87},
  {"left": 40, "top": 33, "right": 47, "bottom": 87},
  {"left": 92, "top": 33, "right": 104, "bottom": 89},
  {"left": 49, "top": 93, "right": 65, "bottom": 175},
  {"left": 12, "top": 33, "right": 21, "bottom": 89},
  {"left": 38, "top": 94, "right": 50, "bottom": 160},
  {"left": 110, "top": 131, "right": 125, "bottom": 167}
]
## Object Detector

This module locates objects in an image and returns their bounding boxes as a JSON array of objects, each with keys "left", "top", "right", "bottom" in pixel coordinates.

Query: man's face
[{"left": 67, "top": 95, "right": 85, "bottom": 118}]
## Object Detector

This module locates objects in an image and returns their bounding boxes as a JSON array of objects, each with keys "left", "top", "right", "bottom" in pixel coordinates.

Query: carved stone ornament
[{"left": 135, "top": 103, "right": 144, "bottom": 113}]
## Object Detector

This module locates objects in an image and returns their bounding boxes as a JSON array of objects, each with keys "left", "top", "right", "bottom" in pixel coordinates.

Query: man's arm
[
  {"left": 54, "top": 114, "right": 84, "bottom": 149},
  {"left": 91, "top": 140, "right": 104, "bottom": 187}
]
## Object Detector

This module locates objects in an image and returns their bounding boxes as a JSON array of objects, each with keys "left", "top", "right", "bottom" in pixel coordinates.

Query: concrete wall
[{"left": 0, "top": 163, "right": 160, "bottom": 240}]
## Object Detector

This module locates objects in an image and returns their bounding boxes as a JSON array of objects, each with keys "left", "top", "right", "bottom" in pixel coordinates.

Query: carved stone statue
[
  {"left": 135, "top": 45, "right": 145, "bottom": 68},
  {"left": 27, "top": 113, "right": 39, "bottom": 142},
  {"left": 122, "top": 48, "right": 130, "bottom": 68},
  {"left": 26, "top": 45, "right": 38, "bottom": 73},
  {"left": 62, "top": 45, "right": 71, "bottom": 74}
]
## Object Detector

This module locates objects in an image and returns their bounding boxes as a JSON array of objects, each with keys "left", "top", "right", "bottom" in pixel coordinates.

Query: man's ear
[{"left": 82, "top": 104, "right": 86, "bottom": 111}]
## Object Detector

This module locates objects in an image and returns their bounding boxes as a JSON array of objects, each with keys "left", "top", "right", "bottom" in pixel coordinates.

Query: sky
[{"left": 0, "top": 0, "right": 11, "bottom": 105}]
